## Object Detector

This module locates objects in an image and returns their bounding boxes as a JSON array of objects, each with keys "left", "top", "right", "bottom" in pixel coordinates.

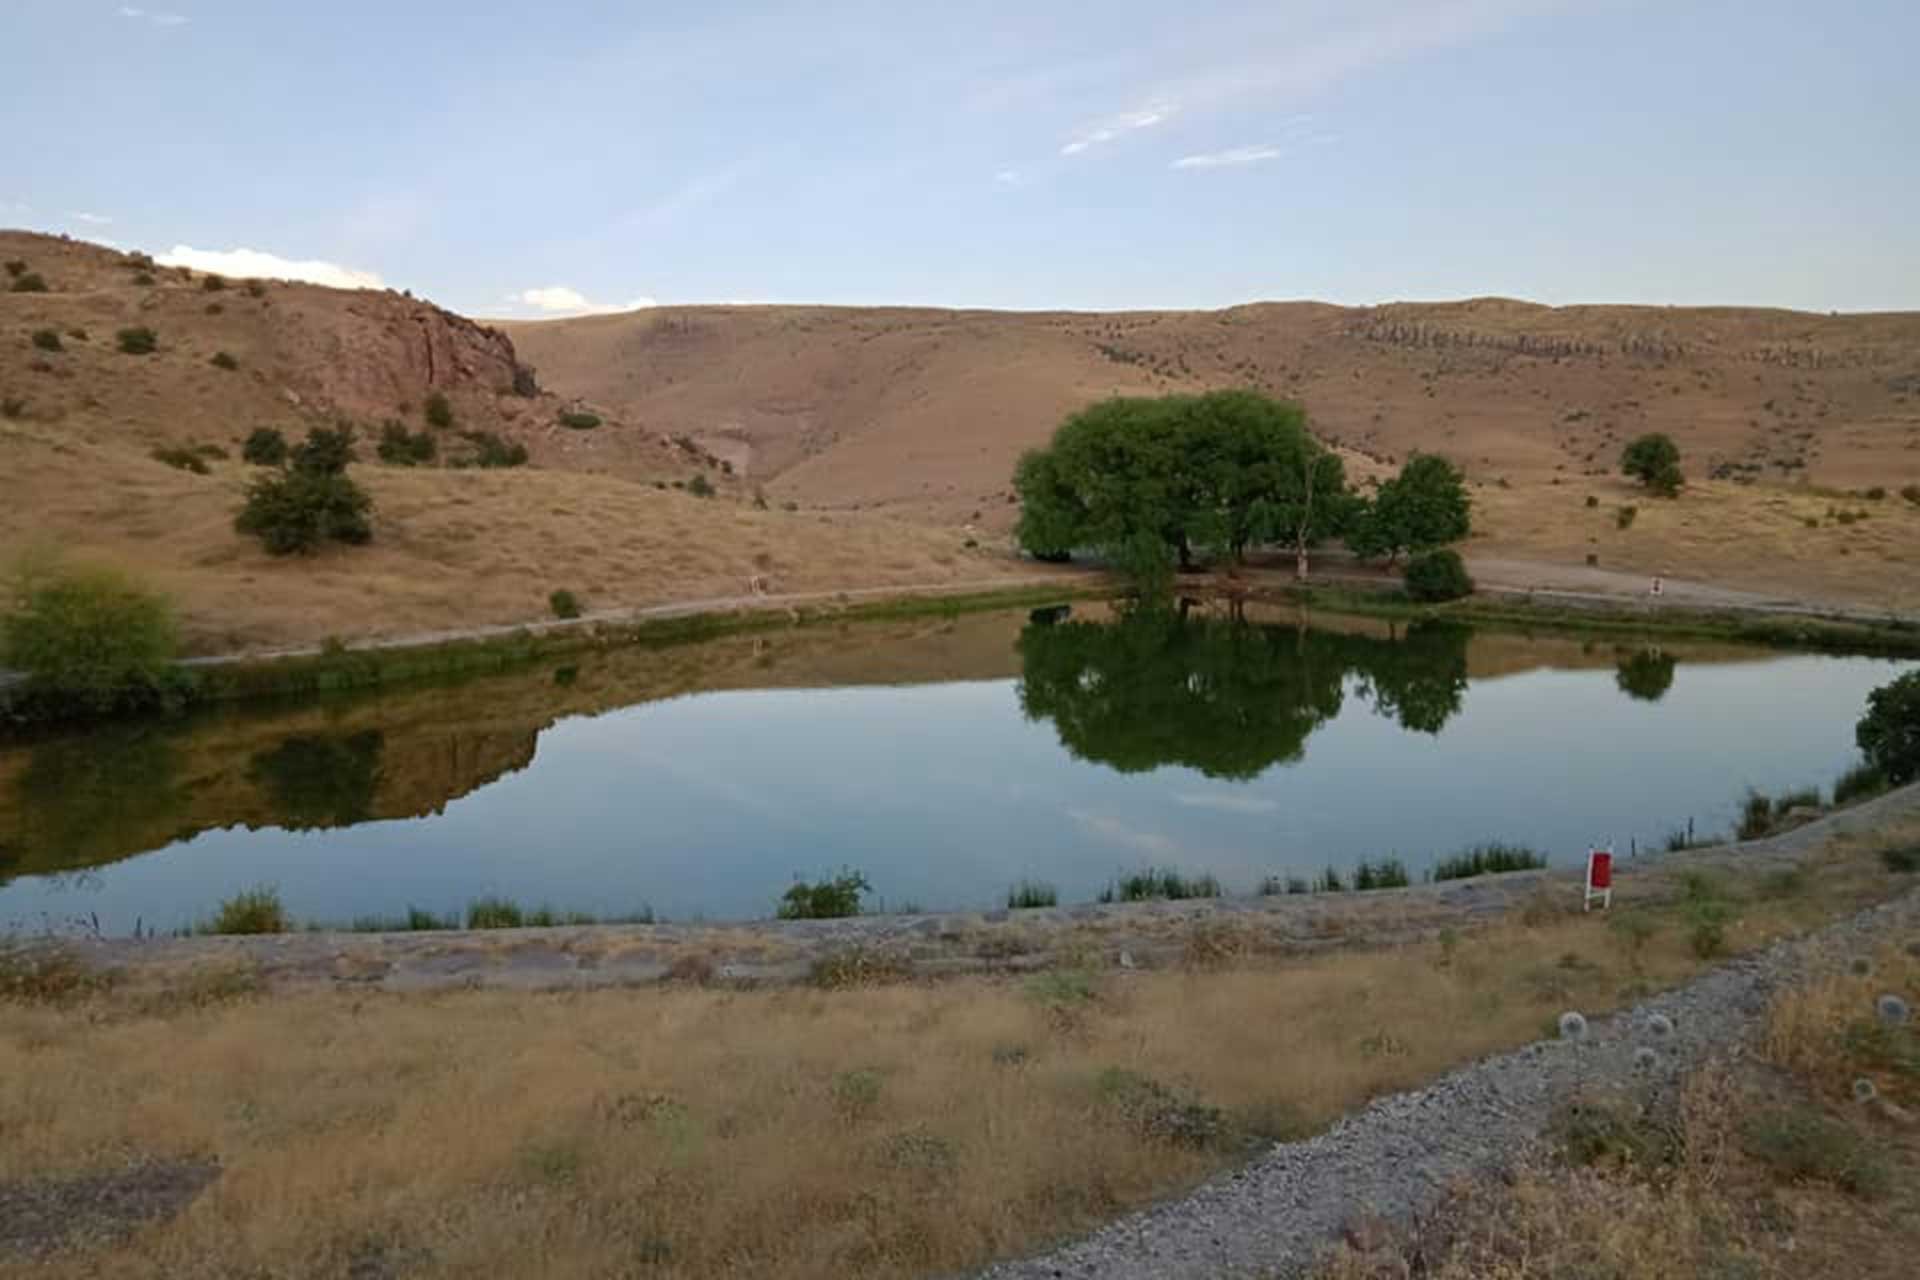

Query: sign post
[{"left": 1584, "top": 846, "right": 1614, "bottom": 912}]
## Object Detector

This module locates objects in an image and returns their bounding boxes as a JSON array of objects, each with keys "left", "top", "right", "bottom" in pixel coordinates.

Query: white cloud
[
  {"left": 993, "top": 169, "right": 1022, "bottom": 186},
  {"left": 1172, "top": 791, "right": 1281, "bottom": 814},
  {"left": 71, "top": 211, "right": 114, "bottom": 225},
  {"left": 1061, "top": 101, "right": 1175, "bottom": 156},
  {"left": 514, "top": 286, "right": 657, "bottom": 317},
  {"left": 155, "top": 245, "right": 385, "bottom": 290},
  {"left": 116, "top": 6, "right": 188, "bottom": 25},
  {"left": 152, "top": 12, "right": 188, "bottom": 25},
  {"left": 1172, "top": 145, "right": 1284, "bottom": 170}
]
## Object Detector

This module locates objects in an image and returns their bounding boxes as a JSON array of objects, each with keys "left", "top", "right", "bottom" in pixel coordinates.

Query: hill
[
  {"left": 507, "top": 299, "right": 1920, "bottom": 609},
  {"left": 0, "top": 231, "right": 1026, "bottom": 653}
]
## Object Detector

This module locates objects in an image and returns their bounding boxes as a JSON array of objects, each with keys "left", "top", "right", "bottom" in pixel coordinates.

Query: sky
[{"left": 1, "top": 0, "right": 1915, "bottom": 317}]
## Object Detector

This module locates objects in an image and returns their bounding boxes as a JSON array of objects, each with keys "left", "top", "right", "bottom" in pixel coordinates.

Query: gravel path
[{"left": 976, "top": 885, "right": 1920, "bottom": 1280}]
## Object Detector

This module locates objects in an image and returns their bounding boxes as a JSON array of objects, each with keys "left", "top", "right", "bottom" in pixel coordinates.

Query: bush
[
  {"left": 1621, "top": 433, "right": 1682, "bottom": 493},
  {"left": 1403, "top": 548, "right": 1473, "bottom": 602},
  {"left": 200, "top": 886, "right": 288, "bottom": 935},
  {"left": 151, "top": 446, "right": 209, "bottom": 474},
  {"left": 465, "top": 897, "right": 525, "bottom": 929},
  {"left": 234, "top": 425, "right": 373, "bottom": 554},
  {"left": 376, "top": 420, "right": 436, "bottom": 466},
  {"left": 1431, "top": 842, "right": 1548, "bottom": 881},
  {"left": 1880, "top": 845, "right": 1920, "bottom": 874},
  {"left": 1, "top": 558, "right": 181, "bottom": 713},
  {"left": 1832, "top": 759, "right": 1887, "bottom": 806},
  {"left": 688, "top": 472, "right": 715, "bottom": 498},
  {"left": 549, "top": 589, "right": 582, "bottom": 620},
  {"left": 1616, "top": 504, "right": 1638, "bottom": 530},
  {"left": 458, "top": 431, "right": 528, "bottom": 469},
  {"left": 1007, "top": 879, "right": 1058, "bottom": 909},
  {"left": 1857, "top": 670, "right": 1920, "bottom": 785},
  {"left": 8, "top": 272, "right": 48, "bottom": 293},
  {"left": 202, "top": 273, "right": 226, "bottom": 292},
  {"left": 290, "top": 422, "right": 357, "bottom": 473},
  {"left": 242, "top": 427, "right": 288, "bottom": 466},
  {"left": 1865, "top": 486, "right": 1887, "bottom": 500},
  {"left": 1098, "top": 868, "right": 1222, "bottom": 902},
  {"left": 424, "top": 391, "right": 454, "bottom": 429},
  {"left": 1742, "top": 1106, "right": 1889, "bottom": 1197},
  {"left": 0, "top": 397, "right": 23, "bottom": 420},
  {"left": 1352, "top": 858, "right": 1410, "bottom": 890},
  {"left": 210, "top": 351, "right": 238, "bottom": 371},
  {"left": 132, "top": 272, "right": 156, "bottom": 287},
  {"left": 116, "top": 326, "right": 158, "bottom": 355},
  {"left": 777, "top": 869, "right": 871, "bottom": 919},
  {"left": 2, "top": 260, "right": 22, "bottom": 278},
  {"left": 1737, "top": 789, "right": 1776, "bottom": 840},
  {"left": 30, "top": 328, "right": 62, "bottom": 352},
  {"left": 1902, "top": 484, "right": 1920, "bottom": 505},
  {"left": 558, "top": 410, "right": 601, "bottom": 431}
]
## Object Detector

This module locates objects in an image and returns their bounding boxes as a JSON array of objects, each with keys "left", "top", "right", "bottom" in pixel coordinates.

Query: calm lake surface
[{"left": 1, "top": 603, "right": 1910, "bottom": 935}]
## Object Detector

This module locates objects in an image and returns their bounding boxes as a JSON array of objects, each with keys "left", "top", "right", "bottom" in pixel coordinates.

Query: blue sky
[{"left": 2, "top": 1, "right": 1914, "bottom": 316}]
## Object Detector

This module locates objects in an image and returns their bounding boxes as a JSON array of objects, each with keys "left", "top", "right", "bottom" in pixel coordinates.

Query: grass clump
[
  {"left": 1097, "top": 868, "right": 1223, "bottom": 903},
  {"left": 151, "top": 445, "right": 210, "bottom": 474},
  {"left": 0, "top": 943, "right": 114, "bottom": 1004},
  {"left": 1833, "top": 760, "right": 1888, "bottom": 806},
  {"left": 1352, "top": 858, "right": 1411, "bottom": 891},
  {"left": 776, "top": 869, "right": 870, "bottom": 919},
  {"left": 210, "top": 351, "right": 239, "bottom": 371},
  {"left": 201, "top": 886, "right": 289, "bottom": 935},
  {"left": 116, "top": 326, "right": 158, "bottom": 354},
  {"left": 548, "top": 589, "right": 582, "bottom": 620},
  {"left": 1094, "top": 1067, "right": 1227, "bottom": 1149},
  {"left": 30, "top": 328, "right": 62, "bottom": 352},
  {"left": 1007, "top": 879, "right": 1058, "bottom": 909},
  {"left": 1741, "top": 1105, "right": 1889, "bottom": 1196},
  {"left": 465, "top": 897, "right": 526, "bottom": 929},
  {"left": 1432, "top": 842, "right": 1549, "bottom": 881},
  {"left": 558, "top": 410, "right": 601, "bottom": 430}
]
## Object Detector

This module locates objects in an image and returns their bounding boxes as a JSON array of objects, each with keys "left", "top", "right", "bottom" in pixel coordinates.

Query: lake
[{"left": 0, "top": 602, "right": 1909, "bottom": 935}]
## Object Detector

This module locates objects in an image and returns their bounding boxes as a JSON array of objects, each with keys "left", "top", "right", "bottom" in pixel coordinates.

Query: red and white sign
[{"left": 1585, "top": 848, "right": 1614, "bottom": 911}]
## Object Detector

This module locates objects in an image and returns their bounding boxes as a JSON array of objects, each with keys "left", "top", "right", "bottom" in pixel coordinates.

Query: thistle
[{"left": 1558, "top": 1011, "right": 1588, "bottom": 1040}]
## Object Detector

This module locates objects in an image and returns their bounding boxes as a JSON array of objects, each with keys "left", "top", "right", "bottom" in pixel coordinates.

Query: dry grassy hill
[
  {"left": 509, "top": 299, "right": 1920, "bottom": 608},
  {"left": 0, "top": 232, "right": 1028, "bottom": 653}
]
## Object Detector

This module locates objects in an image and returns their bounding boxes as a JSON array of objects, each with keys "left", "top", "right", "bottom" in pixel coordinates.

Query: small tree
[
  {"left": 423, "top": 391, "right": 454, "bottom": 429},
  {"left": 688, "top": 472, "right": 715, "bottom": 497},
  {"left": 1622, "top": 433, "right": 1683, "bottom": 496},
  {"left": 1, "top": 557, "right": 181, "bottom": 713},
  {"left": 1350, "top": 453, "right": 1472, "bottom": 564},
  {"left": 1857, "top": 671, "right": 1920, "bottom": 785},
  {"left": 1403, "top": 548, "right": 1473, "bottom": 602},
  {"left": 235, "top": 425, "right": 374, "bottom": 554},
  {"left": 242, "top": 427, "right": 288, "bottom": 466}
]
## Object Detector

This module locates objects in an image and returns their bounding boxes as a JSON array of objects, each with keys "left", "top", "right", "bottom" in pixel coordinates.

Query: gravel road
[{"left": 975, "top": 885, "right": 1920, "bottom": 1280}]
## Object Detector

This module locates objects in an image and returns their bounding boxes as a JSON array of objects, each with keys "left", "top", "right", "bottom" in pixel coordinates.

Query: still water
[{"left": 0, "top": 604, "right": 1909, "bottom": 934}]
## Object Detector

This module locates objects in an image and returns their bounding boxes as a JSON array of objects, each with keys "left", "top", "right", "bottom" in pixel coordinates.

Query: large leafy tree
[
  {"left": 1348, "top": 453, "right": 1472, "bottom": 564},
  {"left": 1857, "top": 670, "right": 1920, "bottom": 785},
  {"left": 1621, "top": 433, "right": 1683, "bottom": 497}
]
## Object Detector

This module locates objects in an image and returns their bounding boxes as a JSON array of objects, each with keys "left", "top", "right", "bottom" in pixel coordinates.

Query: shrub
[
  {"left": 1857, "top": 670, "right": 1920, "bottom": 785},
  {"left": 688, "top": 472, "right": 715, "bottom": 498},
  {"left": 558, "top": 410, "right": 601, "bottom": 431},
  {"left": 376, "top": 420, "right": 436, "bottom": 466},
  {"left": 2, "top": 260, "right": 22, "bottom": 278},
  {"left": 1403, "top": 548, "right": 1473, "bottom": 602},
  {"left": 1742, "top": 1106, "right": 1889, "bottom": 1196},
  {"left": 242, "top": 427, "right": 288, "bottom": 466},
  {"left": 151, "top": 446, "right": 210, "bottom": 474},
  {"left": 1832, "top": 759, "right": 1887, "bottom": 806},
  {"left": 235, "top": 425, "right": 373, "bottom": 554},
  {"left": 290, "top": 422, "right": 358, "bottom": 474},
  {"left": 210, "top": 351, "right": 238, "bottom": 371},
  {"left": 1616, "top": 504, "right": 1638, "bottom": 530},
  {"left": 458, "top": 431, "right": 528, "bottom": 468},
  {"left": 778, "top": 869, "right": 871, "bottom": 919},
  {"left": 549, "top": 589, "right": 582, "bottom": 620},
  {"left": 423, "top": 391, "right": 454, "bottom": 429},
  {"left": 1902, "top": 484, "right": 1920, "bottom": 505},
  {"left": 1865, "top": 486, "right": 1886, "bottom": 500},
  {"left": 1, "top": 558, "right": 181, "bottom": 713},
  {"left": 1007, "top": 879, "right": 1058, "bottom": 909},
  {"left": 0, "top": 942, "right": 113, "bottom": 1004},
  {"left": 466, "top": 897, "right": 525, "bottom": 929},
  {"left": 8, "top": 272, "right": 48, "bottom": 293},
  {"left": 1584, "top": 494, "right": 1599, "bottom": 508},
  {"left": 30, "top": 328, "right": 62, "bottom": 352},
  {"left": 1352, "top": 858, "right": 1410, "bottom": 890},
  {"left": 0, "top": 397, "right": 23, "bottom": 420},
  {"left": 202, "top": 273, "right": 226, "bottom": 292},
  {"left": 116, "top": 326, "right": 158, "bottom": 354},
  {"left": 1737, "top": 789, "right": 1776, "bottom": 841},
  {"left": 1431, "top": 842, "right": 1548, "bottom": 881},
  {"left": 201, "top": 886, "right": 288, "bottom": 935},
  {"left": 1883, "top": 845, "right": 1920, "bottom": 874},
  {"left": 1621, "top": 433, "right": 1682, "bottom": 493},
  {"left": 132, "top": 272, "right": 156, "bottom": 287},
  {"left": 1097, "top": 868, "right": 1222, "bottom": 902}
]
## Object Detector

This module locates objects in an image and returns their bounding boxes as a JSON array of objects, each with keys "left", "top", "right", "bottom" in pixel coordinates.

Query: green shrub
[
  {"left": 1315, "top": 866, "right": 1346, "bottom": 893},
  {"left": 1432, "top": 842, "right": 1548, "bottom": 881},
  {"left": 549, "top": 589, "right": 582, "bottom": 620},
  {"left": 376, "top": 420, "right": 437, "bottom": 466},
  {"left": 1616, "top": 504, "right": 1638, "bottom": 530},
  {"left": 1097, "top": 868, "right": 1222, "bottom": 902},
  {"left": 558, "top": 410, "right": 601, "bottom": 431},
  {"left": 210, "top": 351, "right": 238, "bottom": 371},
  {"left": 29, "top": 329, "right": 62, "bottom": 352},
  {"left": 1742, "top": 1106, "right": 1889, "bottom": 1196},
  {"left": 235, "top": 425, "right": 373, "bottom": 554},
  {"left": 466, "top": 897, "right": 525, "bottom": 929},
  {"left": 458, "top": 431, "right": 528, "bottom": 468},
  {"left": 151, "top": 446, "right": 210, "bottom": 474},
  {"left": 116, "top": 326, "right": 158, "bottom": 354},
  {"left": 1621, "top": 433, "right": 1682, "bottom": 492},
  {"left": 202, "top": 273, "right": 226, "bottom": 292},
  {"left": 688, "top": 472, "right": 715, "bottom": 498},
  {"left": 242, "top": 427, "right": 288, "bottom": 466},
  {"left": 423, "top": 391, "right": 454, "bottom": 429},
  {"left": 1007, "top": 879, "right": 1058, "bottom": 909},
  {"left": 200, "top": 886, "right": 288, "bottom": 935},
  {"left": 1352, "top": 858, "right": 1410, "bottom": 890},
  {"left": 1857, "top": 670, "right": 1920, "bottom": 785},
  {"left": 8, "top": 272, "right": 48, "bottom": 293},
  {"left": 1883, "top": 845, "right": 1920, "bottom": 874},
  {"left": 1832, "top": 759, "right": 1887, "bottom": 806},
  {"left": 1403, "top": 548, "right": 1473, "bottom": 602},
  {"left": 777, "top": 869, "right": 870, "bottom": 919},
  {"left": 1, "top": 558, "right": 181, "bottom": 713}
]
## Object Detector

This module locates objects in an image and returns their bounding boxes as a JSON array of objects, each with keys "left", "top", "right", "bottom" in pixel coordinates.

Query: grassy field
[{"left": 5, "top": 813, "right": 1917, "bottom": 1276}]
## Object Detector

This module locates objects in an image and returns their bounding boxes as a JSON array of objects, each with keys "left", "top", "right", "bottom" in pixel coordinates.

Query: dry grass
[
  {"left": 4, "top": 826, "right": 1915, "bottom": 1277},
  {"left": 1322, "top": 942, "right": 1920, "bottom": 1280}
]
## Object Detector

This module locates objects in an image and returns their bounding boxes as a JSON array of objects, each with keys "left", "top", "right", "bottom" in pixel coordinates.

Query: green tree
[
  {"left": 1403, "top": 547, "right": 1473, "bottom": 602},
  {"left": 242, "top": 427, "right": 288, "bottom": 466},
  {"left": 1, "top": 558, "right": 181, "bottom": 714},
  {"left": 1857, "top": 671, "right": 1920, "bottom": 785},
  {"left": 235, "top": 424, "right": 374, "bottom": 555},
  {"left": 1349, "top": 454, "right": 1472, "bottom": 563},
  {"left": 248, "top": 731, "right": 385, "bottom": 830},
  {"left": 1621, "top": 433, "right": 1683, "bottom": 496},
  {"left": 1615, "top": 649, "right": 1677, "bottom": 702}
]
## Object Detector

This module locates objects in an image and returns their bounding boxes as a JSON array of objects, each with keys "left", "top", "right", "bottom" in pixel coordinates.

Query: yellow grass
[{"left": 4, "top": 821, "right": 1915, "bottom": 1277}]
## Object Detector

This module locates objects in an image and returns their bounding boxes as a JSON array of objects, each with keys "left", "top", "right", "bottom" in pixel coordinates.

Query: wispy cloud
[
  {"left": 1060, "top": 101, "right": 1175, "bottom": 156},
  {"left": 993, "top": 169, "right": 1022, "bottom": 186},
  {"left": 155, "top": 245, "right": 384, "bottom": 290},
  {"left": 1067, "top": 808, "right": 1178, "bottom": 859},
  {"left": 625, "top": 161, "right": 753, "bottom": 229},
  {"left": 116, "top": 6, "right": 189, "bottom": 26},
  {"left": 1172, "top": 791, "right": 1281, "bottom": 814},
  {"left": 512, "top": 286, "right": 657, "bottom": 317},
  {"left": 70, "top": 211, "right": 114, "bottom": 225},
  {"left": 1171, "top": 145, "right": 1284, "bottom": 170}
]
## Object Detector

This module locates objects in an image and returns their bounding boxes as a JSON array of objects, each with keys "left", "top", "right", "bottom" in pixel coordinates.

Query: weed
[
  {"left": 1095, "top": 1067, "right": 1226, "bottom": 1148},
  {"left": 831, "top": 1069, "right": 883, "bottom": 1117},
  {"left": 1098, "top": 868, "right": 1222, "bottom": 902},
  {"left": 1353, "top": 858, "right": 1410, "bottom": 891},
  {"left": 1007, "top": 879, "right": 1058, "bottom": 909},
  {"left": 465, "top": 897, "right": 525, "bottom": 929},
  {"left": 1432, "top": 843, "right": 1548, "bottom": 881},
  {"left": 1550, "top": 1092, "right": 1681, "bottom": 1171},
  {"left": 201, "top": 886, "right": 289, "bottom": 935}
]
